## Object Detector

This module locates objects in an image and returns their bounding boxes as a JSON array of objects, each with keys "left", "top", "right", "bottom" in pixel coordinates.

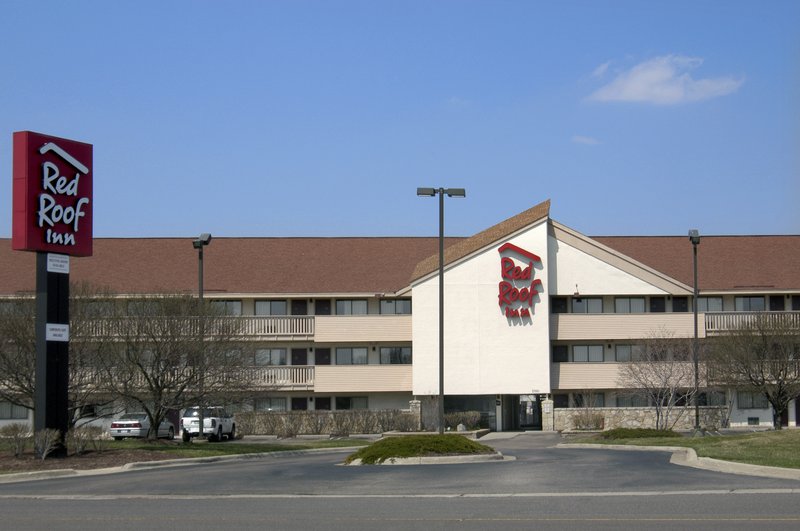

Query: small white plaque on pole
[
  {"left": 46, "top": 323, "right": 70, "bottom": 342},
  {"left": 47, "top": 254, "right": 70, "bottom": 274}
]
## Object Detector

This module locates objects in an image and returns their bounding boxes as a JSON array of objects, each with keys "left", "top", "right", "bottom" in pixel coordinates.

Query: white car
[{"left": 109, "top": 413, "right": 176, "bottom": 440}]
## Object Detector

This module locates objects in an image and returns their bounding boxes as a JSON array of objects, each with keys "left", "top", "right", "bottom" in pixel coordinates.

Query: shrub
[
  {"left": 599, "top": 428, "right": 682, "bottom": 440},
  {"left": 34, "top": 428, "right": 62, "bottom": 460},
  {"left": 67, "top": 425, "right": 104, "bottom": 455},
  {"left": 345, "top": 434, "right": 494, "bottom": 464},
  {"left": 444, "top": 411, "right": 482, "bottom": 430},
  {"left": 572, "top": 410, "right": 604, "bottom": 430},
  {"left": 0, "top": 423, "right": 31, "bottom": 458}
]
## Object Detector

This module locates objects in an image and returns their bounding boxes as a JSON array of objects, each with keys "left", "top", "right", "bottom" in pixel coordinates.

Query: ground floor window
[
  {"left": 0, "top": 401, "right": 28, "bottom": 419},
  {"left": 291, "top": 397, "right": 308, "bottom": 410},
  {"left": 335, "top": 396, "right": 368, "bottom": 410},
  {"left": 254, "top": 397, "right": 287, "bottom": 411},
  {"left": 615, "top": 394, "right": 650, "bottom": 407},
  {"left": 314, "top": 397, "right": 332, "bottom": 410},
  {"left": 737, "top": 390, "right": 769, "bottom": 409}
]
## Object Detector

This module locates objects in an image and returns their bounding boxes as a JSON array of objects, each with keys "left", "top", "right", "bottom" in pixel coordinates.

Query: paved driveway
[{"left": 1, "top": 432, "right": 799, "bottom": 530}]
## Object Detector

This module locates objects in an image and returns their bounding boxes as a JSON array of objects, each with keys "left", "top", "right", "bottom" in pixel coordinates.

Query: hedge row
[{"left": 234, "top": 410, "right": 419, "bottom": 437}]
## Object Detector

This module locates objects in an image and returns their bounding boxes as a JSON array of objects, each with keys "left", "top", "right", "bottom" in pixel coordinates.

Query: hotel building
[{"left": 2, "top": 200, "right": 799, "bottom": 431}]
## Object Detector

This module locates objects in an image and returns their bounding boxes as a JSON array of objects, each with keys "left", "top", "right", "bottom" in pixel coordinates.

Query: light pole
[
  {"left": 688, "top": 229, "right": 701, "bottom": 433},
  {"left": 193, "top": 233, "right": 212, "bottom": 440},
  {"left": 417, "top": 187, "right": 465, "bottom": 434}
]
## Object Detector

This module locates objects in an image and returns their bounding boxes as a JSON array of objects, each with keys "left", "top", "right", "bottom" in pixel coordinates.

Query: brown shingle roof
[
  {"left": 411, "top": 199, "right": 551, "bottom": 281},
  {"left": 0, "top": 238, "right": 459, "bottom": 297},
  {"left": 595, "top": 235, "right": 800, "bottom": 292}
]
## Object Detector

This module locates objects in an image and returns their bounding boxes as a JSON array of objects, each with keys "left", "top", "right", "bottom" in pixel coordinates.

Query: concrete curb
[
  {"left": 558, "top": 443, "right": 800, "bottom": 481},
  {"left": 0, "top": 447, "right": 355, "bottom": 484},
  {"left": 345, "top": 451, "right": 512, "bottom": 466}
]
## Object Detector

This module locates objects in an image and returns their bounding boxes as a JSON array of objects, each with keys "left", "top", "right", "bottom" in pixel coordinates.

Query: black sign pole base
[{"left": 34, "top": 252, "right": 70, "bottom": 458}]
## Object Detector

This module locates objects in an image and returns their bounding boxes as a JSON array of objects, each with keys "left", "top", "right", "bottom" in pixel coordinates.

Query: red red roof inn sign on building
[
  {"left": 13, "top": 131, "right": 93, "bottom": 257},
  {"left": 498, "top": 242, "right": 543, "bottom": 318}
]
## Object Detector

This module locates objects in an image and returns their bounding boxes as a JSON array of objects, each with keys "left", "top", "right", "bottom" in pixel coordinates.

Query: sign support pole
[{"left": 34, "top": 252, "right": 70, "bottom": 457}]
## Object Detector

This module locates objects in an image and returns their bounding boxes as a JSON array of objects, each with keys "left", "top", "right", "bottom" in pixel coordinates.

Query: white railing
[
  {"left": 77, "top": 316, "right": 315, "bottom": 340},
  {"left": 67, "top": 365, "right": 316, "bottom": 391},
  {"left": 240, "top": 366, "right": 315, "bottom": 390},
  {"left": 705, "top": 311, "right": 800, "bottom": 334}
]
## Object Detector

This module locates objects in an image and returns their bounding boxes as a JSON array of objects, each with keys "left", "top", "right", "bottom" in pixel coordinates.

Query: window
[
  {"left": 698, "top": 391, "right": 726, "bottom": 407},
  {"left": 735, "top": 296, "right": 765, "bottom": 312},
  {"left": 615, "top": 344, "right": 643, "bottom": 362},
  {"left": 649, "top": 297, "right": 666, "bottom": 313},
  {"left": 254, "top": 397, "right": 286, "bottom": 411},
  {"left": 697, "top": 297, "right": 723, "bottom": 312},
  {"left": 615, "top": 297, "right": 645, "bottom": 313},
  {"left": 126, "top": 300, "right": 160, "bottom": 315},
  {"left": 315, "top": 397, "right": 332, "bottom": 410},
  {"left": 336, "top": 299, "right": 368, "bottom": 315},
  {"left": 211, "top": 300, "right": 242, "bottom": 316},
  {"left": 254, "top": 348, "right": 287, "bottom": 366},
  {"left": 572, "top": 298, "right": 602, "bottom": 313},
  {"left": 255, "top": 300, "right": 287, "bottom": 316},
  {"left": 380, "top": 347, "right": 412, "bottom": 364},
  {"left": 84, "top": 300, "right": 115, "bottom": 317},
  {"left": 551, "top": 297, "right": 568, "bottom": 314},
  {"left": 672, "top": 296, "right": 688, "bottom": 312},
  {"left": 0, "top": 401, "right": 28, "bottom": 420},
  {"left": 553, "top": 394, "right": 569, "bottom": 409},
  {"left": 793, "top": 296, "right": 800, "bottom": 311},
  {"left": 572, "top": 345, "right": 604, "bottom": 362},
  {"left": 737, "top": 391, "right": 769, "bottom": 409},
  {"left": 380, "top": 299, "right": 411, "bottom": 315},
  {"left": 314, "top": 348, "right": 331, "bottom": 365},
  {"left": 616, "top": 395, "right": 649, "bottom": 407},
  {"left": 573, "top": 393, "right": 604, "bottom": 407},
  {"left": 552, "top": 345, "right": 569, "bottom": 363},
  {"left": 769, "top": 296, "right": 785, "bottom": 312},
  {"left": 335, "top": 347, "right": 368, "bottom": 365},
  {"left": 335, "top": 396, "right": 368, "bottom": 410},
  {"left": 291, "top": 397, "right": 308, "bottom": 411}
]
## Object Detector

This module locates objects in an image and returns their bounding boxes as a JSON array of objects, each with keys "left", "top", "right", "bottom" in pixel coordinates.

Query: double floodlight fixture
[
  {"left": 688, "top": 229, "right": 700, "bottom": 245},
  {"left": 193, "top": 233, "right": 212, "bottom": 249},
  {"left": 417, "top": 187, "right": 466, "bottom": 198}
]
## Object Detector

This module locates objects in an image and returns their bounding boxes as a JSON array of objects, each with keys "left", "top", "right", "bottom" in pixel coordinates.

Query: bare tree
[
  {"left": 93, "top": 294, "right": 247, "bottom": 439},
  {"left": 0, "top": 298, "right": 36, "bottom": 411},
  {"left": 706, "top": 313, "right": 800, "bottom": 429},
  {"left": 617, "top": 332, "right": 696, "bottom": 430},
  {"left": 0, "top": 283, "right": 117, "bottom": 426}
]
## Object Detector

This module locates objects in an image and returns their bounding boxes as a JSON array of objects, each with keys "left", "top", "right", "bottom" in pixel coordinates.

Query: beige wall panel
[
  {"left": 551, "top": 363, "right": 625, "bottom": 390},
  {"left": 314, "top": 316, "right": 412, "bottom": 343},
  {"left": 550, "top": 313, "right": 704, "bottom": 340},
  {"left": 314, "top": 365, "right": 412, "bottom": 393}
]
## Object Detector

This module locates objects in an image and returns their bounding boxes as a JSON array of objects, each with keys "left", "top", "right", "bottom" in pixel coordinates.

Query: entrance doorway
[
  {"left": 497, "top": 395, "right": 543, "bottom": 431},
  {"left": 518, "top": 395, "right": 543, "bottom": 430}
]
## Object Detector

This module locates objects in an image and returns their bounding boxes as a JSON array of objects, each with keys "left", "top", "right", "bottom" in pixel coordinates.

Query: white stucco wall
[
  {"left": 548, "top": 237, "right": 668, "bottom": 296},
  {"left": 412, "top": 220, "right": 551, "bottom": 396}
]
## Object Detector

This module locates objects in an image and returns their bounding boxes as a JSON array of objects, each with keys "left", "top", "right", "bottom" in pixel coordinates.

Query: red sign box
[{"left": 13, "top": 131, "right": 93, "bottom": 257}]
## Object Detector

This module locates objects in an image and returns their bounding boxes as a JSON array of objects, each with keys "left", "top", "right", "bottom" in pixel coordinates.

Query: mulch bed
[{"left": 0, "top": 449, "right": 176, "bottom": 474}]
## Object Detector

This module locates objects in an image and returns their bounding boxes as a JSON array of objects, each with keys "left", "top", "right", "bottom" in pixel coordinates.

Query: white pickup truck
[{"left": 180, "top": 406, "right": 236, "bottom": 442}]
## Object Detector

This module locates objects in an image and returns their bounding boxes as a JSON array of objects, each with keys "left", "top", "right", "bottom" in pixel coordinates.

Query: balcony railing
[
  {"left": 241, "top": 365, "right": 315, "bottom": 390},
  {"left": 77, "top": 316, "right": 315, "bottom": 341},
  {"left": 704, "top": 311, "right": 800, "bottom": 335}
]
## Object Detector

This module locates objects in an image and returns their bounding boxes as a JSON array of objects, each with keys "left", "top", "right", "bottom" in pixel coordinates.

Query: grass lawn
[
  {"left": 344, "top": 434, "right": 495, "bottom": 464},
  {"left": 578, "top": 429, "right": 800, "bottom": 469}
]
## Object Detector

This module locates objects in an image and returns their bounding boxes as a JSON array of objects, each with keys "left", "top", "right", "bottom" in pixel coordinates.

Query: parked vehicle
[
  {"left": 180, "top": 406, "right": 236, "bottom": 442},
  {"left": 109, "top": 413, "right": 175, "bottom": 440}
]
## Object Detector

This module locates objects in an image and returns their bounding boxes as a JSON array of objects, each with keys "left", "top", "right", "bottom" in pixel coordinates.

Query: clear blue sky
[{"left": 1, "top": 0, "right": 798, "bottom": 239}]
